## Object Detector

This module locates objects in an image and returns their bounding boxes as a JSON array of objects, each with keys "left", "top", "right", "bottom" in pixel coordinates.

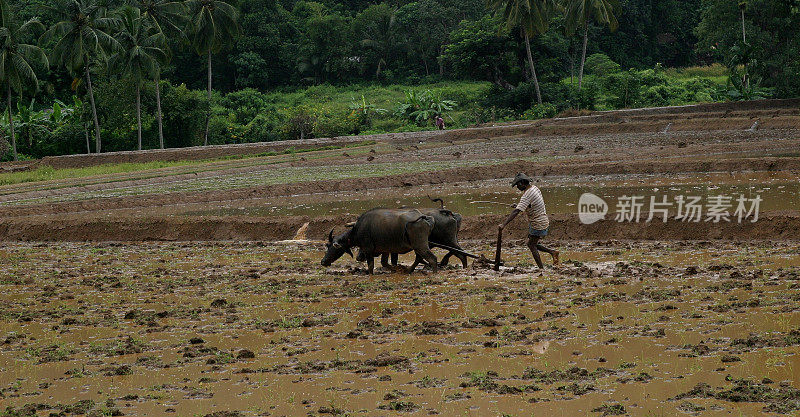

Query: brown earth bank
[
  {"left": 1, "top": 211, "right": 797, "bottom": 242},
  {"left": 2, "top": 156, "right": 799, "bottom": 217},
  {"left": 434, "top": 115, "right": 800, "bottom": 143},
  {"left": 543, "top": 99, "right": 800, "bottom": 125}
]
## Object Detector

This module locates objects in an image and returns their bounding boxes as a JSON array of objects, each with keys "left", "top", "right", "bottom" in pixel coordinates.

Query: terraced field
[{"left": 1, "top": 99, "right": 799, "bottom": 416}]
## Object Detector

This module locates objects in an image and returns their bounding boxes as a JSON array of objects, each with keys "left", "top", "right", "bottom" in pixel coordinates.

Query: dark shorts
[{"left": 528, "top": 224, "right": 548, "bottom": 237}]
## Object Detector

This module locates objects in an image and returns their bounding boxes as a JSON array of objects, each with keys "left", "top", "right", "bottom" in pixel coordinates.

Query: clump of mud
[{"left": 676, "top": 379, "right": 800, "bottom": 413}]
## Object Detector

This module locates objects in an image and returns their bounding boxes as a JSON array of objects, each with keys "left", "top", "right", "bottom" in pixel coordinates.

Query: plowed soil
[
  {"left": 1, "top": 241, "right": 799, "bottom": 416},
  {"left": 1, "top": 99, "right": 800, "bottom": 416}
]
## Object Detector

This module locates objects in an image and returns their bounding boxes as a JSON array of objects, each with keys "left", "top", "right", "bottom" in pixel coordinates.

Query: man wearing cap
[{"left": 499, "top": 173, "right": 559, "bottom": 268}]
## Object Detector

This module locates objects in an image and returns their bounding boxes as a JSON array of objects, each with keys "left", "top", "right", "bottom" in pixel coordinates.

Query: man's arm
[{"left": 499, "top": 209, "right": 522, "bottom": 231}]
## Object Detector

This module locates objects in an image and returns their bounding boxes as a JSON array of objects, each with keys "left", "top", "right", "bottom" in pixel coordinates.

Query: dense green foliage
[{"left": 0, "top": 0, "right": 797, "bottom": 160}]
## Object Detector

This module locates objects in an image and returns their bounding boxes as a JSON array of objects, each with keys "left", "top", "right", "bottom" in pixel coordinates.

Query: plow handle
[{"left": 493, "top": 229, "right": 503, "bottom": 271}]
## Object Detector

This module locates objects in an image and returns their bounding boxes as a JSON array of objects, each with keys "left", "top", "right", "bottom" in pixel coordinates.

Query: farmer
[
  {"left": 435, "top": 115, "right": 445, "bottom": 130},
  {"left": 499, "top": 173, "right": 560, "bottom": 268}
]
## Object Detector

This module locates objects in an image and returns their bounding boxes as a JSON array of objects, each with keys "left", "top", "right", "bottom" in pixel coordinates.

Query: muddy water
[
  {"left": 1, "top": 241, "right": 799, "bottom": 416},
  {"left": 184, "top": 180, "right": 799, "bottom": 218}
]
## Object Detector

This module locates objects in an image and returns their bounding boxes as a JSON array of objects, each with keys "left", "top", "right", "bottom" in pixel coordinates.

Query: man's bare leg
[
  {"left": 527, "top": 236, "right": 545, "bottom": 269},
  {"left": 536, "top": 243, "right": 559, "bottom": 265}
]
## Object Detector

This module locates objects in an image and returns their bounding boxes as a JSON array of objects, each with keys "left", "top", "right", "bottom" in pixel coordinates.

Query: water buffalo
[
  {"left": 379, "top": 207, "right": 468, "bottom": 269},
  {"left": 321, "top": 208, "right": 438, "bottom": 274}
]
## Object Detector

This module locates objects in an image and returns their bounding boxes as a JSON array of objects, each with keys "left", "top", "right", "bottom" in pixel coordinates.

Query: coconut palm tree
[
  {"left": 128, "top": 0, "right": 187, "bottom": 149},
  {"left": 187, "top": 0, "right": 239, "bottom": 146},
  {"left": 0, "top": 0, "right": 48, "bottom": 161},
  {"left": 110, "top": 6, "right": 168, "bottom": 151},
  {"left": 563, "top": 0, "right": 618, "bottom": 89},
  {"left": 129, "top": 0, "right": 187, "bottom": 37},
  {"left": 42, "top": 0, "right": 120, "bottom": 153},
  {"left": 488, "top": 0, "right": 556, "bottom": 105}
]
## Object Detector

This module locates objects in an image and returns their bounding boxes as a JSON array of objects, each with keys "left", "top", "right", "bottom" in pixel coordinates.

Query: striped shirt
[{"left": 516, "top": 185, "right": 549, "bottom": 230}]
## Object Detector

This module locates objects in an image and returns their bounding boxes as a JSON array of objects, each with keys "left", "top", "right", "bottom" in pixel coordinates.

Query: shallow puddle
[{"left": 184, "top": 179, "right": 799, "bottom": 218}]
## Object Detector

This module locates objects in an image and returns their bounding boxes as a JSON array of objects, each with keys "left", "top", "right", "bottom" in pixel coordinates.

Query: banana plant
[
  {"left": 48, "top": 99, "right": 75, "bottom": 125},
  {"left": 349, "top": 94, "right": 387, "bottom": 116},
  {"left": 393, "top": 90, "right": 423, "bottom": 118},
  {"left": 725, "top": 43, "right": 772, "bottom": 101},
  {"left": 349, "top": 94, "right": 386, "bottom": 126},
  {"left": 0, "top": 112, "right": 9, "bottom": 157},
  {"left": 409, "top": 90, "right": 457, "bottom": 125},
  {"left": 15, "top": 99, "right": 49, "bottom": 148},
  {"left": 426, "top": 91, "right": 457, "bottom": 116},
  {"left": 395, "top": 89, "right": 457, "bottom": 125},
  {"left": 68, "top": 95, "right": 92, "bottom": 154}
]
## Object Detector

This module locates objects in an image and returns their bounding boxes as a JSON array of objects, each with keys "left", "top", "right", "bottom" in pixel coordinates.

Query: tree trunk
[
  {"left": 438, "top": 45, "right": 444, "bottom": 75},
  {"left": 136, "top": 84, "right": 142, "bottom": 151},
  {"left": 204, "top": 51, "right": 212, "bottom": 146},
  {"left": 569, "top": 37, "right": 575, "bottom": 86},
  {"left": 524, "top": 32, "right": 542, "bottom": 105},
  {"left": 85, "top": 123, "right": 90, "bottom": 154},
  {"left": 578, "top": 23, "right": 589, "bottom": 89},
  {"left": 741, "top": 8, "right": 748, "bottom": 89},
  {"left": 570, "top": 58, "right": 575, "bottom": 85},
  {"left": 155, "top": 74, "right": 164, "bottom": 149},
  {"left": 7, "top": 86, "right": 17, "bottom": 161},
  {"left": 741, "top": 8, "right": 746, "bottom": 44},
  {"left": 85, "top": 64, "right": 101, "bottom": 153}
]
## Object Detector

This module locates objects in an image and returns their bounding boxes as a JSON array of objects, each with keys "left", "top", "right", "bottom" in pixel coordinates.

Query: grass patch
[
  {"left": 265, "top": 81, "right": 491, "bottom": 118},
  {"left": 663, "top": 63, "right": 728, "bottom": 81},
  {"left": 26, "top": 343, "right": 74, "bottom": 363},
  {"left": 242, "top": 80, "right": 492, "bottom": 136},
  {"left": 0, "top": 161, "right": 197, "bottom": 187}
]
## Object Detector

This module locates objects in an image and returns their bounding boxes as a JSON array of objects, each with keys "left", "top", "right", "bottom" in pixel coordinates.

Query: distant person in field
[
  {"left": 435, "top": 115, "right": 445, "bottom": 130},
  {"left": 499, "top": 173, "right": 559, "bottom": 268}
]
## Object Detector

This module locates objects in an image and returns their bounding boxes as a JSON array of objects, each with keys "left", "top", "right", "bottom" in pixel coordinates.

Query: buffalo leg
[
  {"left": 408, "top": 255, "right": 422, "bottom": 273},
  {"left": 456, "top": 251, "right": 468, "bottom": 268},
  {"left": 366, "top": 256, "right": 375, "bottom": 275},
  {"left": 439, "top": 252, "right": 452, "bottom": 267},
  {"left": 413, "top": 247, "right": 438, "bottom": 273},
  {"left": 382, "top": 253, "right": 403, "bottom": 271},
  {"left": 408, "top": 254, "right": 436, "bottom": 273},
  {"left": 439, "top": 243, "right": 469, "bottom": 268}
]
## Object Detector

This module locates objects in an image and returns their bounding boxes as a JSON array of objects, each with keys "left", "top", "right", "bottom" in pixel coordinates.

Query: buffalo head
[{"left": 321, "top": 229, "right": 353, "bottom": 266}]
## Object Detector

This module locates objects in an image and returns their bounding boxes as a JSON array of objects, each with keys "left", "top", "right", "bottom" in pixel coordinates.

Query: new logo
[{"left": 578, "top": 193, "right": 608, "bottom": 224}]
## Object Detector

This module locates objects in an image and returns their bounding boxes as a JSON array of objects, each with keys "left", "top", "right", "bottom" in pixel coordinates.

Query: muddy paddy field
[
  {"left": 1, "top": 241, "right": 800, "bottom": 416},
  {"left": 1, "top": 100, "right": 800, "bottom": 416}
]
